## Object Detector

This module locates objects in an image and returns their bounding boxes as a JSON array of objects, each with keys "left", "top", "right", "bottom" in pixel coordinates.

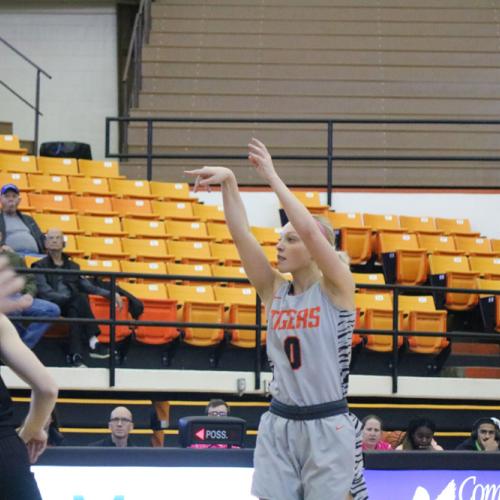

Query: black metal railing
[
  {"left": 105, "top": 117, "right": 500, "bottom": 200},
  {"left": 0, "top": 36, "right": 52, "bottom": 154},
  {"left": 10, "top": 267, "right": 500, "bottom": 393}
]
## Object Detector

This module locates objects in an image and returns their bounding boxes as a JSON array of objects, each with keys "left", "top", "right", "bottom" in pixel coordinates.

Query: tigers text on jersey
[{"left": 267, "top": 281, "right": 355, "bottom": 406}]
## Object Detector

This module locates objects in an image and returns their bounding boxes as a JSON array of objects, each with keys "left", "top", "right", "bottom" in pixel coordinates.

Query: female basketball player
[
  {"left": 186, "top": 138, "right": 366, "bottom": 500},
  {"left": 0, "top": 257, "right": 58, "bottom": 499}
]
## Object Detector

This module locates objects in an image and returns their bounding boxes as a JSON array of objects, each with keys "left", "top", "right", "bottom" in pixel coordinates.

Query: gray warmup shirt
[
  {"left": 267, "top": 281, "right": 355, "bottom": 406},
  {"left": 4, "top": 214, "right": 39, "bottom": 253}
]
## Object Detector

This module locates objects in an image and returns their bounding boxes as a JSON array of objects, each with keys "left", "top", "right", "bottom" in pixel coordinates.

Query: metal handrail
[
  {"left": 0, "top": 36, "right": 52, "bottom": 153},
  {"left": 105, "top": 116, "right": 500, "bottom": 199},
  {"left": 11, "top": 266, "right": 500, "bottom": 391},
  {"left": 121, "top": 0, "right": 152, "bottom": 153}
]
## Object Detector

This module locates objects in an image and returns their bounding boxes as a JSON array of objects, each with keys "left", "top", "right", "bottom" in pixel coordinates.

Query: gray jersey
[
  {"left": 266, "top": 281, "right": 355, "bottom": 406},
  {"left": 4, "top": 214, "right": 39, "bottom": 253}
]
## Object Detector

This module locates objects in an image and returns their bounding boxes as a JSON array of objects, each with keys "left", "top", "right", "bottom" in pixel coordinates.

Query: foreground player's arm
[
  {"left": 184, "top": 167, "right": 284, "bottom": 302},
  {"left": 248, "top": 138, "right": 354, "bottom": 307}
]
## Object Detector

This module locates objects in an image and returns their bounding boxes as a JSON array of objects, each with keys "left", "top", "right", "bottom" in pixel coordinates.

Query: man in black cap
[{"left": 0, "top": 184, "right": 45, "bottom": 256}]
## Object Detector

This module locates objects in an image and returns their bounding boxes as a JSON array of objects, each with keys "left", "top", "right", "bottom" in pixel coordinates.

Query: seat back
[
  {"left": 69, "top": 176, "right": 112, "bottom": 196},
  {"left": 28, "top": 193, "right": 74, "bottom": 213},
  {"left": 122, "top": 238, "right": 170, "bottom": 261},
  {"left": 76, "top": 236, "right": 125, "bottom": 258},
  {"left": 77, "top": 215, "right": 124, "bottom": 236},
  {"left": 353, "top": 273, "right": 385, "bottom": 290},
  {"left": 209, "top": 242, "right": 240, "bottom": 264},
  {"left": 363, "top": 213, "right": 400, "bottom": 231},
  {"left": 192, "top": 203, "right": 225, "bottom": 222},
  {"left": 88, "top": 295, "right": 130, "bottom": 343},
  {"left": 119, "top": 282, "right": 169, "bottom": 300},
  {"left": 207, "top": 222, "right": 233, "bottom": 242},
  {"left": 33, "top": 213, "right": 80, "bottom": 234},
  {"left": 0, "top": 135, "right": 25, "bottom": 154},
  {"left": 73, "top": 257, "right": 121, "bottom": 273},
  {"left": 250, "top": 226, "right": 280, "bottom": 245},
  {"left": 290, "top": 191, "right": 328, "bottom": 214},
  {"left": 111, "top": 198, "right": 156, "bottom": 219},
  {"left": 454, "top": 235, "right": 493, "bottom": 255},
  {"left": 166, "top": 262, "right": 213, "bottom": 284},
  {"left": 327, "top": 211, "right": 364, "bottom": 229},
  {"left": 165, "top": 219, "right": 209, "bottom": 240},
  {"left": 469, "top": 256, "right": 500, "bottom": 278},
  {"left": 0, "top": 154, "right": 38, "bottom": 173},
  {"left": 211, "top": 265, "right": 249, "bottom": 285},
  {"left": 428, "top": 254, "right": 470, "bottom": 274},
  {"left": 167, "top": 240, "right": 214, "bottom": 263},
  {"left": 399, "top": 215, "right": 438, "bottom": 233},
  {"left": 416, "top": 233, "right": 457, "bottom": 254},
  {"left": 339, "top": 227, "right": 372, "bottom": 264},
  {"left": 435, "top": 217, "right": 474, "bottom": 235},
  {"left": 109, "top": 178, "right": 152, "bottom": 198},
  {"left": 120, "top": 260, "right": 168, "bottom": 282},
  {"left": 0, "top": 172, "right": 30, "bottom": 191},
  {"left": 379, "top": 232, "right": 420, "bottom": 253},
  {"left": 70, "top": 195, "right": 116, "bottom": 215},
  {"left": 151, "top": 200, "right": 196, "bottom": 220},
  {"left": 28, "top": 174, "right": 72, "bottom": 193},
  {"left": 78, "top": 159, "right": 121, "bottom": 178},
  {"left": 150, "top": 181, "right": 192, "bottom": 200},
  {"left": 37, "top": 156, "right": 79, "bottom": 176},
  {"left": 122, "top": 218, "right": 168, "bottom": 239}
]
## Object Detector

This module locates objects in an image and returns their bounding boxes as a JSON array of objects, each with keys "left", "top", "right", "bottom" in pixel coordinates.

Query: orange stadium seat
[
  {"left": 454, "top": 235, "right": 494, "bottom": 256},
  {"left": 399, "top": 296, "right": 448, "bottom": 354},
  {"left": 167, "top": 240, "right": 217, "bottom": 264},
  {"left": 416, "top": 233, "right": 460, "bottom": 255},
  {"left": 111, "top": 198, "right": 158, "bottom": 219},
  {"left": 379, "top": 232, "right": 427, "bottom": 285},
  {"left": 70, "top": 195, "right": 117, "bottom": 216},
  {"left": 76, "top": 236, "right": 128, "bottom": 259},
  {"left": 291, "top": 190, "right": 329, "bottom": 215},
  {"left": 338, "top": 227, "right": 372, "bottom": 265},
  {"left": 28, "top": 193, "right": 75, "bottom": 214},
  {"left": 109, "top": 178, "right": 153, "bottom": 199},
  {"left": 399, "top": 215, "right": 441, "bottom": 234},
  {"left": 211, "top": 265, "right": 249, "bottom": 286},
  {"left": 469, "top": 256, "right": 500, "bottom": 279},
  {"left": 352, "top": 273, "right": 386, "bottom": 292},
  {"left": 69, "top": 176, "right": 112, "bottom": 196},
  {"left": 207, "top": 222, "right": 233, "bottom": 243},
  {"left": 0, "top": 172, "right": 31, "bottom": 192},
  {"left": 428, "top": 254, "right": 479, "bottom": 311},
  {"left": 16, "top": 195, "right": 34, "bottom": 213},
  {"left": 492, "top": 240, "right": 500, "bottom": 253},
  {"left": 0, "top": 154, "right": 38, "bottom": 173},
  {"left": 166, "top": 262, "right": 213, "bottom": 284},
  {"left": 165, "top": 219, "right": 211, "bottom": 241},
  {"left": 251, "top": 226, "right": 280, "bottom": 245},
  {"left": 166, "top": 284, "right": 224, "bottom": 347},
  {"left": 435, "top": 217, "right": 479, "bottom": 236},
  {"left": 122, "top": 238, "right": 172, "bottom": 261},
  {"left": 73, "top": 258, "right": 121, "bottom": 274},
  {"left": 28, "top": 174, "right": 74, "bottom": 194},
  {"left": 117, "top": 282, "right": 178, "bottom": 345},
  {"left": 33, "top": 213, "right": 81, "bottom": 234},
  {"left": 192, "top": 203, "right": 225, "bottom": 222},
  {"left": 213, "top": 285, "right": 266, "bottom": 348},
  {"left": 61, "top": 234, "right": 84, "bottom": 257},
  {"left": 77, "top": 215, "right": 125, "bottom": 236},
  {"left": 120, "top": 260, "right": 168, "bottom": 283},
  {"left": 150, "top": 181, "right": 193, "bottom": 201},
  {"left": 210, "top": 242, "right": 241, "bottom": 265},
  {"left": 122, "top": 218, "right": 169, "bottom": 239},
  {"left": 327, "top": 211, "right": 364, "bottom": 230},
  {"left": 78, "top": 159, "right": 122, "bottom": 178},
  {"left": 355, "top": 293, "right": 403, "bottom": 352},
  {"left": 151, "top": 200, "right": 197, "bottom": 221},
  {"left": 0, "top": 135, "right": 27, "bottom": 154},
  {"left": 37, "top": 156, "right": 79, "bottom": 176},
  {"left": 88, "top": 295, "right": 131, "bottom": 343}
]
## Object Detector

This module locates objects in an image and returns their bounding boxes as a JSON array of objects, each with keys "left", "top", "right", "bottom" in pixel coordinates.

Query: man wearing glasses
[{"left": 89, "top": 406, "right": 135, "bottom": 447}]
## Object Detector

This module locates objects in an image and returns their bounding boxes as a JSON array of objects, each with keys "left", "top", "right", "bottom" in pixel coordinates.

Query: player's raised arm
[
  {"left": 184, "top": 166, "right": 284, "bottom": 303},
  {"left": 248, "top": 138, "right": 354, "bottom": 309}
]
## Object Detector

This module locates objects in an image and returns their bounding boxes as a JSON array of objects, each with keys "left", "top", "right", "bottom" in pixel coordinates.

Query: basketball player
[
  {"left": 0, "top": 256, "right": 58, "bottom": 499},
  {"left": 186, "top": 138, "right": 366, "bottom": 500}
]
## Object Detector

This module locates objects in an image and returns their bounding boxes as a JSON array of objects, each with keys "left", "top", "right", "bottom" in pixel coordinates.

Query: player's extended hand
[
  {"left": 18, "top": 427, "right": 48, "bottom": 464},
  {"left": 248, "top": 138, "right": 278, "bottom": 182},
  {"left": 0, "top": 256, "right": 32, "bottom": 314},
  {"left": 184, "top": 166, "right": 234, "bottom": 192}
]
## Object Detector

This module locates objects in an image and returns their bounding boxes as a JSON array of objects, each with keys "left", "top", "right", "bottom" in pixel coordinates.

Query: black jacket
[
  {"left": 32, "top": 254, "right": 111, "bottom": 306},
  {"left": 0, "top": 211, "right": 45, "bottom": 253}
]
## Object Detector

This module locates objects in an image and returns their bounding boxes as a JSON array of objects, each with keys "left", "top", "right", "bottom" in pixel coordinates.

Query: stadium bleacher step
[{"left": 442, "top": 341, "right": 500, "bottom": 377}]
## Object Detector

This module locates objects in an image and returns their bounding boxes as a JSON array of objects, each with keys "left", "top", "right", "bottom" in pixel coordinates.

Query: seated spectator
[
  {"left": 0, "top": 241, "right": 60, "bottom": 348},
  {"left": 190, "top": 399, "right": 239, "bottom": 449},
  {"left": 361, "top": 414, "right": 392, "bottom": 451},
  {"left": 456, "top": 418, "right": 500, "bottom": 451},
  {"left": 395, "top": 417, "right": 443, "bottom": 451},
  {"left": 0, "top": 184, "right": 45, "bottom": 256},
  {"left": 88, "top": 406, "right": 135, "bottom": 448},
  {"left": 32, "top": 228, "right": 124, "bottom": 367}
]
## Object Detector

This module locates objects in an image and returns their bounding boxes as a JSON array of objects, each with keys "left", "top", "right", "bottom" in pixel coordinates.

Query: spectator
[
  {"left": 190, "top": 399, "right": 238, "bottom": 449},
  {"left": 456, "top": 418, "right": 500, "bottom": 451},
  {"left": 0, "top": 240, "right": 60, "bottom": 348},
  {"left": 88, "top": 406, "right": 135, "bottom": 448},
  {"left": 361, "top": 415, "right": 392, "bottom": 451},
  {"left": 32, "top": 228, "right": 124, "bottom": 367},
  {"left": 0, "top": 184, "right": 45, "bottom": 256},
  {"left": 0, "top": 256, "right": 58, "bottom": 499},
  {"left": 396, "top": 417, "right": 443, "bottom": 451}
]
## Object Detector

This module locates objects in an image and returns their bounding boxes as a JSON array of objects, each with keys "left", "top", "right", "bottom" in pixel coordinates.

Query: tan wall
[{"left": 125, "top": 0, "right": 500, "bottom": 186}]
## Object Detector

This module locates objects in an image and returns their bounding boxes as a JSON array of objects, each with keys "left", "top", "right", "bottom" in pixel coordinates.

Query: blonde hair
[{"left": 312, "top": 215, "right": 351, "bottom": 266}]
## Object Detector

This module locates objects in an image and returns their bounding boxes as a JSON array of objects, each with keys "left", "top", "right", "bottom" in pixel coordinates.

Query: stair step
[{"left": 451, "top": 342, "right": 500, "bottom": 356}]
